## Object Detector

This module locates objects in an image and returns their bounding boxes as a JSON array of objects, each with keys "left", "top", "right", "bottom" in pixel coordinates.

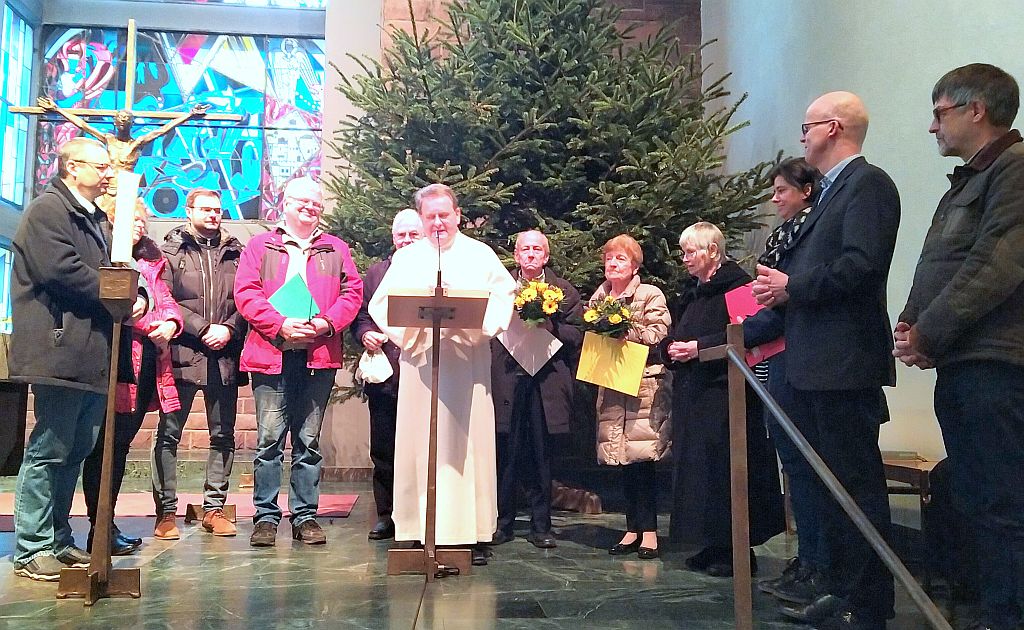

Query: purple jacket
[{"left": 234, "top": 228, "right": 363, "bottom": 375}]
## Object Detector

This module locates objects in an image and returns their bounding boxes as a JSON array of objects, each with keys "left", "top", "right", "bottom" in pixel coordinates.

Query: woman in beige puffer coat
[{"left": 591, "top": 235, "right": 672, "bottom": 560}]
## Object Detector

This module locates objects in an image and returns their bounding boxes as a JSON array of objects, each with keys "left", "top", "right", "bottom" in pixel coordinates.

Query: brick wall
[
  {"left": 383, "top": 0, "right": 702, "bottom": 55},
  {"left": 25, "top": 387, "right": 259, "bottom": 452}
]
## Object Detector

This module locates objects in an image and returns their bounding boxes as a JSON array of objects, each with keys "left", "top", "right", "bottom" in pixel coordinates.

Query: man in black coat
[
  {"left": 351, "top": 209, "right": 423, "bottom": 540},
  {"left": 753, "top": 91, "right": 900, "bottom": 630},
  {"left": 8, "top": 137, "right": 146, "bottom": 581},
  {"left": 489, "top": 230, "right": 582, "bottom": 549},
  {"left": 152, "top": 187, "right": 247, "bottom": 540}
]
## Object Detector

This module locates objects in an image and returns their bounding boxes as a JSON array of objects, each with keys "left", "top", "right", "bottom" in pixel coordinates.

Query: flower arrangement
[
  {"left": 514, "top": 280, "right": 565, "bottom": 326},
  {"left": 581, "top": 295, "right": 633, "bottom": 338}
]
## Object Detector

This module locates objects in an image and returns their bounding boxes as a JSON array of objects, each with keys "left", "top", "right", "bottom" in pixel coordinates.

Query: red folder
[{"left": 723, "top": 282, "right": 785, "bottom": 367}]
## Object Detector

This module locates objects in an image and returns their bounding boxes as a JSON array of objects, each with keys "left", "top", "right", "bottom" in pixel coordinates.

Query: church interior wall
[{"left": 702, "top": 0, "right": 1024, "bottom": 462}]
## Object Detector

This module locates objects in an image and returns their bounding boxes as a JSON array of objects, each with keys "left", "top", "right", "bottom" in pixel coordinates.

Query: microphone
[{"left": 434, "top": 229, "right": 443, "bottom": 289}]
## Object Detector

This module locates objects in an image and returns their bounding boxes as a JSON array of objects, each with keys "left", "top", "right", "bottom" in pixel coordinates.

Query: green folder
[{"left": 268, "top": 274, "right": 317, "bottom": 320}]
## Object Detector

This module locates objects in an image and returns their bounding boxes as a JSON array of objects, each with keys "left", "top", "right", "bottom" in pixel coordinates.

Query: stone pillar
[{"left": 320, "top": 0, "right": 385, "bottom": 478}]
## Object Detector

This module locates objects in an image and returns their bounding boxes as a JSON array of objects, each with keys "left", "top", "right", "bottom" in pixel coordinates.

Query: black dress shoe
[
  {"left": 111, "top": 533, "right": 142, "bottom": 556},
  {"left": 87, "top": 528, "right": 141, "bottom": 556},
  {"left": 706, "top": 548, "right": 758, "bottom": 577},
  {"left": 368, "top": 519, "right": 395, "bottom": 540},
  {"left": 526, "top": 531, "right": 557, "bottom": 549},
  {"left": 111, "top": 524, "right": 143, "bottom": 548},
  {"left": 637, "top": 546, "right": 659, "bottom": 560},
  {"left": 471, "top": 546, "right": 489, "bottom": 566},
  {"left": 608, "top": 539, "right": 641, "bottom": 555},
  {"left": 489, "top": 530, "right": 514, "bottom": 545},
  {"left": 684, "top": 546, "right": 725, "bottom": 572},
  {"left": 779, "top": 593, "right": 842, "bottom": 624}
]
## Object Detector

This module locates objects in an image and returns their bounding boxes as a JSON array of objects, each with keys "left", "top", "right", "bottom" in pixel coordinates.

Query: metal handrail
[{"left": 721, "top": 342, "right": 951, "bottom": 630}]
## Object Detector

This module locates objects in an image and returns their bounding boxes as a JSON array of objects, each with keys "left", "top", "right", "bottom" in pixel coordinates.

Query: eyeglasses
[
  {"left": 932, "top": 101, "right": 969, "bottom": 122},
  {"left": 800, "top": 119, "right": 842, "bottom": 136},
  {"left": 73, "top": 160, "right": 113, "bottom": 174},
  {"left": 188, "top": 206, "right": 222, "bottom": 214},
  {"left": 681, "top": 247, "right": 707, "bottom": 260},
  {"left": 287, "top": 198, "right": 324, "bottom": 212}
]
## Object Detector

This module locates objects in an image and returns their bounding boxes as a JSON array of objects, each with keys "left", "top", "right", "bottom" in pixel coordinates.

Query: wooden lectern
[
  {"left": 57, "top": 266, "right": 143, "bottom": 604},
  {"left": 385, "top": 286, "right": 488, "bottom": 581}
]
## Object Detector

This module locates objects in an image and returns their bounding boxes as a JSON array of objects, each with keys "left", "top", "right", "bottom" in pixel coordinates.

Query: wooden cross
[{"left": 12, "top": 19, "right": 242, "bottom": 122}]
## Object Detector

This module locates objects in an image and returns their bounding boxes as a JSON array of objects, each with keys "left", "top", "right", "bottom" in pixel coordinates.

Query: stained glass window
[
  {"left": 35, "top": 27, "right": 325, "bottom": 220},
  {"left": 0, "top": 2, "right": 33, "bottom": 207},
  {"left": 0, "top": 243, "right": 12, "bottom": 333}
]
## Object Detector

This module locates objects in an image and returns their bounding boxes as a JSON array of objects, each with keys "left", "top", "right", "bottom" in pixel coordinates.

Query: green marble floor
[{"left": 0, "top": 478, "right": 943, "bottom": 630}]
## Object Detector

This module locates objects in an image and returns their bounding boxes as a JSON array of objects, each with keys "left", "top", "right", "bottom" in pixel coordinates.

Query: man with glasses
[
  {"left": 895, "top": 63, "right": 1024, "bottom": 630},
  {"left": 351, "top": 208, "right": 424, "bottom": 542},
  {"left": 8, "top": 137, "right": 147, "bottom": 581},
  {"left": 152, "top": 188, "right": 246, "bottom": 541},
  {"left": 235, "top": 177, "right": 363, "bottom": 547},
  {"left": 752, "top": 91, "right": 900, "bottom": 629}
]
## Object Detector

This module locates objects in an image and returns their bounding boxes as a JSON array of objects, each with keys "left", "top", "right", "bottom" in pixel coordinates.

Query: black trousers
[
  {"left": 83, "top": 340, "right": 158, "bottom": 527},
  {"left": 152, "top": 378, "right": 238, "bottom": 514},
  {"left": 367, "top": 390, "right": 397, "bottom": 519},
  {"left": 496, "top": 377, "right": 552, "bottom": 534},
  {"left": 621, "top": 460, "right": 657, "bottom": 533},
  {"left": 792, "top": 386, "right": 894, "bottom": 621},
  {"left": 935, "top": 360, "right": 1024, "bottom": 629}
]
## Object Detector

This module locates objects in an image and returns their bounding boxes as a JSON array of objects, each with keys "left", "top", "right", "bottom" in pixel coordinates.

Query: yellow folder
[{"left": 576, "top": 331, "right": 650, "bottom": 397}]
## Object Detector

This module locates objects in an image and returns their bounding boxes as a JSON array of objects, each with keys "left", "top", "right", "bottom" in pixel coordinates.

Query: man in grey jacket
[
  {"left": 8, "top": 137, "right": 145, "bottom": 581},
  {"left": 152, "top": 187, "right": 246, "bottom": 540},
  {"left": 895, "top": 63, "right": 1024, "bottom": 630}
]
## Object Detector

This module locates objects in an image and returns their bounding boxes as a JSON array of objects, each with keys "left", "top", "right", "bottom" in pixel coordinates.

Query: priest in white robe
[{"left": 368, "top": 184, "right": 516, "bottom": 562}]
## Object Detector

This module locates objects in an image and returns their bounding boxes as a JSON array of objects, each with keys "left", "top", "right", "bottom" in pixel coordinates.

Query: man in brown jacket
[{"left": 152, "top": 188, "right": 246, "bottom": 539}]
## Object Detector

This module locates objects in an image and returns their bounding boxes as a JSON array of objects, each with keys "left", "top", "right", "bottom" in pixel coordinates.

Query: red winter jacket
[
  {"left": 115, "top": 239, "right": 183, "bottom": 414},
  {"left": 234, "top": 228, "right": 363, "bottom": 375}
]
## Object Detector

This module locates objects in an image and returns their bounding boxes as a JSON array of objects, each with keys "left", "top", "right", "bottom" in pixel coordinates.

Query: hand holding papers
[
  {"left": 269, "top": 274, "right": 318, "bottom": 319},
  {"left": 497, "top": 313, "right": 563, "bottom": 376},
  {"left": 576, "top": 332, "right": 649, "bottom": 397},
  {"left": 269, "top": 274, "right": 318, "bottom": 342},
  {"left": 724, "top": 282, "right": 785, "bottom": 366}
]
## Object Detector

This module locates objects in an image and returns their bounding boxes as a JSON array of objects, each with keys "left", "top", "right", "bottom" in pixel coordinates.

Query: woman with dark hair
[
  {"left": 745, "top": 157, "right": 831, "bottom": 603},
  {"left": 663, "top": 221, "right": 785, "bottom": 577},
  {"left": 82, "top": 201, "right": 183, "bottom": 556}
]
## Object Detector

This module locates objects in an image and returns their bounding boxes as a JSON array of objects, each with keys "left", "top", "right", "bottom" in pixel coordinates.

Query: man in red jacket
[{"left": 234, "top": 177, "right": 363, "bottom": 547}]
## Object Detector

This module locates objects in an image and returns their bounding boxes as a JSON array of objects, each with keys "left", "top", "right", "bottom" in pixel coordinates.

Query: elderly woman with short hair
[
  {"left": 592, "top": 234, "right": 672, "bottom": 560},
  {"left": 662, "top": 222, "right": 784, "bottom": 577}
]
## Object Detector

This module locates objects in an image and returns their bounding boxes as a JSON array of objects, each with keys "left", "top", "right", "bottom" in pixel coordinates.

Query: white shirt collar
[{"left": 67, "top": 186, "right": 102, "bottom": 217}]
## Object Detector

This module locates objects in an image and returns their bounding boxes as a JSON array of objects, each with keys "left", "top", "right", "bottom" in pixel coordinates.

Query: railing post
[{"left": 699, "top": 323, "right": 753, "bottom": 630}]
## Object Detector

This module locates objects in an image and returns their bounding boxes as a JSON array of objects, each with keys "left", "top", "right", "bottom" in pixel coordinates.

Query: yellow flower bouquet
[
  {"left": 580, "top": 295, "right": 632, "bottom": 338},
  {"left": 514, "top": 280, "right": 565, "bottom": 326}
]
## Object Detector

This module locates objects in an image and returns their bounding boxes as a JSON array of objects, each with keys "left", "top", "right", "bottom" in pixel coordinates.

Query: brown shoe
[
  {"left": 154, "top": 513, "right": 180, "bottom": 540},
  {"left": 202, "top": 509, "right": 237, "bottom": 537}
]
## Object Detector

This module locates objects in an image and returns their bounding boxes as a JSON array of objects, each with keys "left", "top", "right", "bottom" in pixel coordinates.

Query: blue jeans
[
  {"left": 768, "top": 370, "right": 827, "bottom": 573},
  {"left": 251, "top": 351, "right": 335, "bottom": 526},
  {"left": 14, "top": 385, "right": 105, "bottom": 564},
  {"left": 935, "top": 360, "right": 1024, "bottom": 630}
]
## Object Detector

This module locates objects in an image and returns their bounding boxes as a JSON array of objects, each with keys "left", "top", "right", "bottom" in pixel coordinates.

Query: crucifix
[
  {"left": 12, "top": 18, "right": 242, "bottom": 206},
  {"left": 9, "top": 18, "right": 240, "bottom": 605}
]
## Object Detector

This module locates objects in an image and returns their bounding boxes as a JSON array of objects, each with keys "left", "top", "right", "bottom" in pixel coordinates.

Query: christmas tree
[{"left": 323, "top": 0, "right": 774, "bottom": 298}]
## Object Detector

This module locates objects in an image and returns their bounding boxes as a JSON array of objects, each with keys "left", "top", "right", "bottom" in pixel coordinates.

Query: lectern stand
[
  {"left": 385, "top": 287, "right": 488, "bottom": 581},
  {"left": 57, "top": 266, "right": 143, "bottom": 604}
]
